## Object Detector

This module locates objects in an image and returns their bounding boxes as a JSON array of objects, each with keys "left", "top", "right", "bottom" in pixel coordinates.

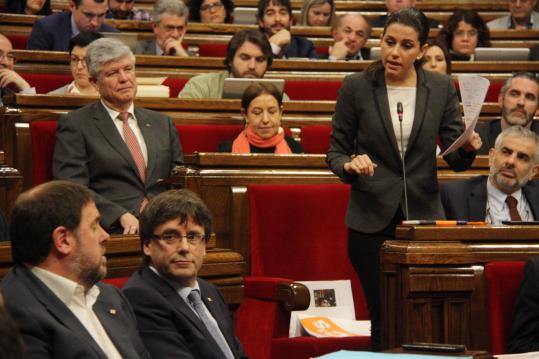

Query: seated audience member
[
  {"left": 28, "top": 0, "right": 118, "bottom": 51},
  {"left": 0, "top": 180, "right": 150, "bottom": 358},
  {"left": 421, "top": 38, "right": 452, "bottom": 75},
  {"left": 6, "top": 0, "right": 51, "bottom": 15},
  {"left": 508, "top": 256, "right": 539, "bottom": 353},
  {"left": 53, "top": 38, "right": 183, "bottom": 234},
  {"left": 441, "top": 126, "right": 539, "bottom": 223},
  {"left": 0, "top": 208, "right": 7, "bottom": 242},
  {"left": 322, "top": 13, "right": 371, "bottom": 60},
  {"left": 123, "top": 189, "right": 248, "bottom": 359},
  {"left": 179, "top": 29, "right": 290, "bottom": 100},
  {"left": 0, "top": 34, "right": 35, "bottom": 105},
  {"left": 49, "top": 31, "right": 103, "bottom": 96},
  {"left": 488, "top": 0, "right": 539, "bottom": 30},
  {"left": 0, "top": 294, "right": 26, "bottom": 359},
  {"left": 136, "top": 0, "right": 190, "bottom": 56},
  {"left": 299, "top": 0, "right": 335, "bottom": 27},
  {"left": 219, "top": 82, "right": 303, "bottom": 153},
  {"left": 476, "top": 72, "right": 539, "bottom": 154},
  {"left": 370, "top": 0, "right": 440, "bottom": 28},
  {"left": 438, "top": 9, "right": 491, "bottom": 61},
  {"left": 106, "top": 0, "right": 151, "bottom": 20},
  {"left": 189, "top": 0, "right": 233, "bottom": 24},
  {"left": 258, "top": 0, "right": 318, "bottom": 59}
]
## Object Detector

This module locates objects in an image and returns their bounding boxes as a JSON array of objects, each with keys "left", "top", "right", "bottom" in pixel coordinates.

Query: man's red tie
[
  {"left": 118, "top": 112, "right": 148, "bottom": 211},
  {"left": 505, "top": 195, "right": 522, "bottom": 221}
]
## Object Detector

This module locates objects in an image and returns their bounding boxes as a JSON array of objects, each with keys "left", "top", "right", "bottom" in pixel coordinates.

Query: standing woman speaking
[{"left": 326, "top": 8, "right": 481, "bottom": 351}]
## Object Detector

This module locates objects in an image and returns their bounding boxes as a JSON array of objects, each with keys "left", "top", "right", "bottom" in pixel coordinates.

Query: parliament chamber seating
[
  {"left": 485, "top": 261, "right": 526, "bottom": 355},
  {"left": 236, "top": 184, "right": 370, "bottom": 359},
  {"left": 300, "top": 125, "right": 331, "bottom": 154},
  {"left": 21, "top": 73, "right": 72, "bottom": 94},
  {"left": 176, "top": 124, "right": 243, "bottom": 153},
  {"left": 29, "top": 121, "right": 56, "bottom": 185}
]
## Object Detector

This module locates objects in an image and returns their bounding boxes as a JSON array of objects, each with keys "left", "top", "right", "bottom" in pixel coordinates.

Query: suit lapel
[
  {"left": 405, "top": 69, "right": 427, "bottom": 158},
  {"left": 523, "top": 182, "right": 539, "bottom": 220},
  {"left": 93, "top": 102, "right": 144, "bottom": 183},
  {"left": 17, "top": 267, "right": 107, "bottom": 358},
  {"left": 469, "top": 176, "right": 488, "bottom": 221},
  {"left": 372, "top": 72, "right": 401, "bottom": 163},
  {"left": 135, "top": 108, "right": 157, "bottom": 184}
]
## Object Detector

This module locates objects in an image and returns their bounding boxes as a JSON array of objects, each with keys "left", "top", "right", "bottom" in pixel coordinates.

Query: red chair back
[
  {"left": 30, "top": 121, "right": 57, "bottom": 185},
  {"left": 301, "top": 125, "right": 331, "bottom": 154},
  {"left": 162, "top": 78, "right": 189, "bottom": 97},
  {"left": 485, "top": 261, "right": 526, "bottom": 354},
  {"left": 21, "top": 73, "right": 73, "bottom": 94},
  {"left": 284, "top": 81, "right": 342, "bottom": 100},
  {"left": 7, "top": 34, "right": 28, "bottom": 49},
  {"left": 103, "top": 277, "right": 130, "bottom": 289},
  {"left": 248, "top": 183, "right": 369, "bottom": 321},
  {"left": 198, "top": 44, "right": 228, "bottom": 57},
  {"left": 175, "top": 124, "right": 244, "bottom": 154}
]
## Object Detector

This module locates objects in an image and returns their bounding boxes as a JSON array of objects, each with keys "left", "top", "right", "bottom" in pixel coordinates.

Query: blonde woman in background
[{"left": 299, "top": 0, "right": 335, "bottom": 26}]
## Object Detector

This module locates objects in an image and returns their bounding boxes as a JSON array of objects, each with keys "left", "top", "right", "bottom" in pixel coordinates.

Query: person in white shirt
[
  {"left": 0, "top": 180, "right": 150, "bottom": 359},
  {"left": 0, "top": 34, "right": 35, "bottom": 105},
  {"left": 487, "top": 0, "right": 539, "bottom": 30},
  {"left": 441, "top": 125, "right": 539, "bottom": 224}
]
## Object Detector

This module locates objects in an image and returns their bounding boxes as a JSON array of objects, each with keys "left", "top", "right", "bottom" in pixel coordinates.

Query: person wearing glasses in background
[
  {"left": 0, "top": 34, "right": 35, "bottom": 106},
  {"left": 106, "top": 0, "right": 151, "bottom": 20},
  {"left": 189, "top": 0, "right": 234, "bottom": 24},
  {"left": 123, "top": 189, "right": 248, "bottom": 359},
  {"left": 488, "top": 0, "right": 539, "bottom": 30},
  {"left": 136, "top": 0, "right": 190, "bottom": 56},
  {"left": 28, "top": 0, "right": 118, "bottom": 51},
  {"left": 49, "top": 31, "right": 103, "bottom": 96}
]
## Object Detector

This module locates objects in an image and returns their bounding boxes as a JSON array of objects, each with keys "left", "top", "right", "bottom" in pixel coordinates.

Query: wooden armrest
[{"left": 277, "top": 282, "right": 310, "bottom": 312}]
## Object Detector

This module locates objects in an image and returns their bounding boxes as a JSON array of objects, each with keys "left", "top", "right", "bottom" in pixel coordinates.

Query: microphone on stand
[{"left": 397, "top": 102, "right": 409, "bottom": 220}]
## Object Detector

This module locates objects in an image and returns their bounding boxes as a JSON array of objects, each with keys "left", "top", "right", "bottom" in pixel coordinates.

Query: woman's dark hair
[
  {"left": 366, "top": 7, "right": 429, "bottom": 76},
  {"left": 69, "top": 31, "right": 103, "bottom": 54},
  {"left": 422, "top": 38, "right": 452, "bottom": 74},
  {"left": 241, "top": 82, "right": 283, "bottom": 111},
  {"left": 438, "top": 9, "right": 491, "bottom": 53},
  {"left": 189, "top": 0, "right": 234, "bottom": 23},
  {"left": 6, "top": 0, "right": 51, "bottom": 15}
]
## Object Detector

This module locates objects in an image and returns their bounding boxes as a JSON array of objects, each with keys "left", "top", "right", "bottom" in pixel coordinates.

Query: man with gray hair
[
  {"left": 476, "top": 72, "right": 539, "bottom": 154},
  {"left": 441, "top": 126, "right": 539, "bottom": 223},
  {"left": 136, "top": 0, "right": 190, "bottom": 56},
  {"left": 487, "top": 0, "right": 539, "bottom": 30},
  {"left": 53, "top": 37, "right": 183, "bottom": 235}
]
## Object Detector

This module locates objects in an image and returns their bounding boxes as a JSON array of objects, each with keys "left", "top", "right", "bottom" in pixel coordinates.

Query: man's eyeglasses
[
  {"left": 0, "top": 52, "right": 16, "bottom": 62},
  {"left": 70, "top": 56, "right": 87, "bottom": 65},
  {"left": 151, "top": 232, "right": 206, "bottom": 245},
  {"left": 200, "top": 1, "right": 223, "bottom": 12}
]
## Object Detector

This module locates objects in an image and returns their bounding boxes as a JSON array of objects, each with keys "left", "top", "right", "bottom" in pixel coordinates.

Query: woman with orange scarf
[{"left": 219, "top": 83, "right": 304, "bottom": 154}]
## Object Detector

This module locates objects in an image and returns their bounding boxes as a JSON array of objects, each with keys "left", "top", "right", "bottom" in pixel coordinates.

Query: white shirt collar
[
  {"left": 487, "top": 177, "right": 524, "bottom": 213},
  {"left": 101, "top": 100, "right": 135, "bottom": 122}
]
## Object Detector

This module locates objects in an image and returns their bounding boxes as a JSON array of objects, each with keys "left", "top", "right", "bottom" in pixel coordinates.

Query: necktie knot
[
  {"left": 506, "top": 195, "right": 522, "bottom": 221},
  {"left": 118, "top": 112, "right": 130, "bottom": 123}
]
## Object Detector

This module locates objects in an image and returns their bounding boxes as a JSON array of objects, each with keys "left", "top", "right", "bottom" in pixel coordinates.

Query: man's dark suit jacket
[
  {"left": 0, "top": 265, "right": 150, "bottom": 359},
  {"left": 318, "top": 47, "right": 370, "bottom": 60},
  {"left": 327, "top": 68, "right": 475, "bottom": 234},
  {"left": 28, "top": 11, "right": 118, "bottom": 51},
  {"left": 135, "top": 40, "right": 158, "bottom": 55},
  {"left": 279, "top": 35, "right": 318, "bottom": 59},
  {"left": 476, "top": 119, "right": 539, "bottom": 155},
  {"left": 53, "top": 102, "right": 184, "bottom": 231},
  {"left": 508, "top": 256, "right": 539, "bottom": 353},
  {"left": 123, "top": 267, "right": 248, "bottom": 359},
  {"left": 440, "top": 176, "right": 539, "bottom": 221}
]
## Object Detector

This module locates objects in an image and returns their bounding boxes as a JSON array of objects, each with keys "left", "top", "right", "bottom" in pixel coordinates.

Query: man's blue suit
[
  {"left": 28, "top": 11, "right": 118, "bottom": 51},
  {"left": 279, "top": 36, "right": 317, "bottom": 59},
  {"left": 0, "top": 265, "right": 150, "bottom": 359}
]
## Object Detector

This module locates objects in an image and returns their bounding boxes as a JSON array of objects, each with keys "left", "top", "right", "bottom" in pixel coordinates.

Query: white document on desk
[{"left": 440, "top": 74, "right": 490, "bottom": 156}]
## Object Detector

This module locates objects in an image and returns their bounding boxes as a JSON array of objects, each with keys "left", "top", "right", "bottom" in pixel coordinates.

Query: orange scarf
[{"left": 231, "top": 126, "right": 292, "bottom": 154}]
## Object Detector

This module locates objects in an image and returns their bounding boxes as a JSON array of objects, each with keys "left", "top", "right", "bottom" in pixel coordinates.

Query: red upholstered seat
[
  {"left": 162, "top": 78, "right": 189, "bottom": 97},
  {"left": 284, "top": 81, "right": 341, "bottom": 100},
  {"left": 485, "top": 261, "right": 526, "bottom": 355},
  {"left": 198, "top": 44, "right": 228, "bottom": 57},
  {"left": 30, "top": 121, "right": 57, "bottom": 185},
  {"left": 103, "top": 277, "right": 130, "bottom": 289},
  {"left": 236, "top": 184, "right": 370, "bottom": 359},
  {"left": 301, "top": 125, "right": 331, "bottom": 154},
  {"left": 175, "top": 124, "right": 244, "bottom": 154},
  {"left": 7, "top": 34, "right": 28, "bottom": 50},
  {"left": 21, "top": 73, "right": 73, "bottom": 94}
]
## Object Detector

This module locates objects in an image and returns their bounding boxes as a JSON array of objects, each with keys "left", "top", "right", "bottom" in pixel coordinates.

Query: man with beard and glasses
[
  {"left": 476, "top": 72, "right": 539, "bottom": 155},
  {"left": 0, "top": 180, "right": 150, "bottom": 359},
  {"left": 440, "top": 126, "right": 539, "bottom": 223},
  {"left": 257, "top": 0, "right": 318, "bottom": 59},
  {"left": 179, "top": 28, "right": 288, "bottom": 99}
]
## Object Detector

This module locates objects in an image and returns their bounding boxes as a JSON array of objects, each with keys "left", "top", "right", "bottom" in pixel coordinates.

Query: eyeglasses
[
  {"left": 151, "top": 231, "right": 206, "bottom": 245},
  {"left": 200, "top": 1, "right": 223, "bottom": 12},
  {"left": 0, "top": 52, "right": 16, "bottom": 62},
  {"left": 70, "top": 55, "right": 87, "bottom": 65}
]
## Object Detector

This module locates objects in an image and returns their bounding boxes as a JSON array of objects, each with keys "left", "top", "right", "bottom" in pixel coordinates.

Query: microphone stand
[{"left": 397, "top": 102, "right": 409, "bottom": 220}]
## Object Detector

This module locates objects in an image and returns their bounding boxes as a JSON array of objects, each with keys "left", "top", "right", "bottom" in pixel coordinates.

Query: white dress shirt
[{"left": 486, "top": 179, "right": 534, "bottom": 224}]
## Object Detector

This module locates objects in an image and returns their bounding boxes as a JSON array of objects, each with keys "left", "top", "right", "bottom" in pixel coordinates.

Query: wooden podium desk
[
  {"left": 0, "top": 234, "right": 246, "bottom": 305},
  {"left": 381, "top": 225, "right": 539, "bottom": 352}
]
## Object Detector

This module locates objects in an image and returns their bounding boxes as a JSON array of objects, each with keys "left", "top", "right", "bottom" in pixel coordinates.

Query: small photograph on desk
[{"left": 314, "top": 289, "right": 336, "bottom": 307}]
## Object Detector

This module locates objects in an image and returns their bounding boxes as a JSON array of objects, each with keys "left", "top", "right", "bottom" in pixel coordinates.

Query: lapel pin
[
  {"left": 109, "top": 309, "right": 117, "bottom": 315},
  {"left": 145, "top": 123, "right": 151, "bottom": 127},
  {"left": 207, "top": 297, "right": 213, "bottom": 302}
]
